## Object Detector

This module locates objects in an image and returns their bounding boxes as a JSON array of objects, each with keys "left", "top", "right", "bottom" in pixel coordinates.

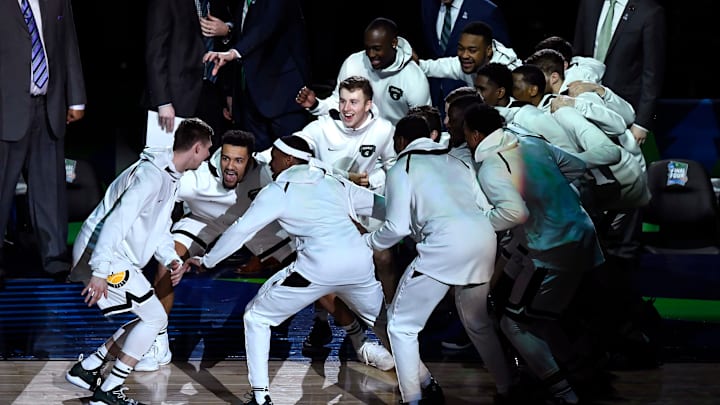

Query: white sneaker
[
  {"left": 357, "top": 341, "right": 395, "bottom": 371},
  {"left": 134, "top": 345, "right": 160, "bottom": 372},
  {"left": 155, "top": 332, "right": 172, "bottom": 365}
]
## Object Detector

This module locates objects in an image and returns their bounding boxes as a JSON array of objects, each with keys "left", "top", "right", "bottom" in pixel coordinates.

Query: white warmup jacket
[
  {"left": 562, "top": 57, "right": 646, "bottom": 172},
  {"left": 365, "top": 138, "right": 496, "bottom": 286},
  {"left": 310, "top": 37, "right": 431, "bottom": 125},
  {"left": 295, "top": 111, "right": 396, "bottom": 193},
  {"left": 474, "top": 130, "right": 603, "bottom": 269},
  {"left": 174, "top": 149, "right": 294, "bottom": 261},
  {"left": 201, "top": 162, "right": 377, "bottom": 286},
  {"left": 418, "top": 39, "right": 521, "bottom": 87},
  {"left": 547, "top": 98, "right": 650, "bottom": 209},
  {"left": 73, "top": 148, "right": 183, "bottom": 279}
]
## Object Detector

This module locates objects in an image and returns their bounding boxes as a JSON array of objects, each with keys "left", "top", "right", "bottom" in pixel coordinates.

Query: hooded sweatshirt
[
  {"left": 201, "top": 162, "right": 376, "bottom": 285},
  {"left": 72, "top": 147, "right": 183, "bottom": 279},
  {"left": 365, "top": 137, "right": 496, "bottom": 285},
  {"left": 418, "top": 39, "right": 521, "bottom": 87},
  {"left": 310, "top": 37, "right": 431, "bottom": 125},
  {"left": 295, "top": 110, "right": 396, "bottom": 193},
  {"left": 474, "top": 129, "right": 603, "bottom": 269},
  {"left": 175, "top": 149, "right": 294, "bottom": 261}
]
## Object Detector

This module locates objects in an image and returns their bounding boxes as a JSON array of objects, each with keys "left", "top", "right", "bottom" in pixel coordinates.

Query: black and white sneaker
[
  {"left": 65, "top": 354, "right": 102, "bottom": 391},
  {"left": 90, "top": 385, "right": 145, "bottom": 405},
  {"left": 243, "top": 392, "right": 273, "bottom": 405}
]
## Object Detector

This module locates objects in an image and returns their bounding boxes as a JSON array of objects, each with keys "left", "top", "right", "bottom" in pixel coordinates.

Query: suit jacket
[
  {"left": 420, "top": 0, "right": 510, "bottom": 120},
  {"left": 420, "top": 0, "right": 510, "bottom": 59},
  {"left": 232, "top": 0, "right": 310, "bottom": 119},
  {"left": 0, "top": 0, "right": 86, "bottom": 141},
  {"left": 573, "top": 0, "right": 666, "bottom": 130},
  {"left": 145, "top": 0, "right": 234, "bottom": 117}
]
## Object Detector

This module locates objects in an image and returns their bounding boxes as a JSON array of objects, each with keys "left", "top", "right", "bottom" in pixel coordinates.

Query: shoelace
[{"left": 112, "top": 387, "right": 139, "bottom": 404}]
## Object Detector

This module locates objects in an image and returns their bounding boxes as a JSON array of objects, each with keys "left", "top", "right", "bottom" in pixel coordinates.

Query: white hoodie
[
  {"left": 72, "top": 148, "right": 183, "bottom": 279},
  {"left": 418, "top": 39, "right": 521, "bottom": 87},
  {"left": 310, "top": 37, "right": 431, "bottom": 125},
  {"left": 202, "top": 162, "right": 377, "bottom": 286},
  {"left": 295, "top": 111, "right": 396, "bottom": 194},
  {"left": 175, "top": 149, "right": 294, "bottom": 262},
  {"left": 365, "top": 137, "right": 496, "bottom": 285}
]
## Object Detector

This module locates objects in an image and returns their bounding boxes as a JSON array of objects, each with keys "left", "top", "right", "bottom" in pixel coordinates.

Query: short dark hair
[
  {"left": 365, "top": 17, "right": 398, "bottom": 37},
  {"left": 461, "top": 21, "right": 493, "bottom": 42},
  {"left": 513, "top": 64, "right": 549, "bottom": 93},
  {"left": 525, "top": 49, "right": 565, "bottom": 80},
  {"left": 447, "top": 94, "right": 483, "bottom": 146},
  {"left": 445, "top": 86, "right": 479, "bottom": 104},
  {"left": 221, "top": 130, "right": 256, "bottom": 155},
  {"left": 407, "top": 105, "right": 441, "bottom": 134},
  {"left": 173, "top": 118, "right": 213, "bottom": 152},
  {"left": 534, "top": 36, "right": 574, "bottom": 62},
  {"left": 277, "top": 135, "right": 314, "bottom": 163},
  {"left": 339, "top": 75, "right": 374, "bottom": 100},
  {"left": 463, "top": 103, "right": 504, "bottom": 136},
  {"left": 447, "top": 93, "right": 483, "bottom": 114},
  {"left": 477, "top": 62, "right": 513, "bottom": 94},
  {"left": 394, "top": 115, "right": 430, "bottom": 143}
]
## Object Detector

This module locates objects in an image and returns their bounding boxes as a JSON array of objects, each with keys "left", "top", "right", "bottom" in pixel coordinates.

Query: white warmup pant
[
  {"left": 243, "top": 265, "right": 385, "bottom": 390},
  {"left": 387, "top": 267, "right": 450, "bottom": 403}
]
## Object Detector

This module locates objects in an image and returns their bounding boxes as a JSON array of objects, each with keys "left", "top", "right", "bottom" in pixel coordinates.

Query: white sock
[
  {"left": 253, "top": 387, "right": 270, "bottom": 403},
  {"left": 81, "top": 344, "right": 109, "bottom": 370},
  {"left": 100, "top": 359, "right": 132, "bottom": 391},
  {"left": 341, "top": 319, "right": 367, "bottom": 351}
]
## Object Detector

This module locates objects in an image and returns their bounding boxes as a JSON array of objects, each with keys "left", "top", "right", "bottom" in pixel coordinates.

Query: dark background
[{"left": 65, "top": 0, "right": 717, "bottom": 182}]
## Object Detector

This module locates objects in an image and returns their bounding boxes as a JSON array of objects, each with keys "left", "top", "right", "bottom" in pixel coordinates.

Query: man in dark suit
[
  {"left": 419, "top": 0, "right": 510, "bottom": 122},
  {"left": 573, "top": 0, "right": 666, "bottom": 146},
  {"left": 204, "top": 0, "right": 311, "bottom": 151},
  {"left": 145, "top": 0, "right": 236, "bottom": 147},
  {"left": 0, "top": 0, "right": 86, "bottom": 286}
]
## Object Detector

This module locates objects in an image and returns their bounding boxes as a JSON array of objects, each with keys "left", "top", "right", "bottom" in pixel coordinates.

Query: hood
[
  {"left": 398, "top": 137, "right": 449, "bottom": 159},
  {"left": 324, "top": 109, "right": 377, "bottom": 138},
  {"left": 366, "top": 36, "right": 414, "bottom": 78},
  {"left": 275, "top": 162, "right": 327, "bottom": 184},
  {"left": 561, "top": 56, "right": 606, "bottom": 93},
  {"left": 491, "top": 39, "right": 521, "bottom": 69},
  {"left": 473, "top": 128, "right": 519, "bottom": 163},
  {"left": 140, "top": 146, "right": 181, "bottom": 180},
  {"left": 496, "top": 105, "right": 518, "bottom": 124},
  {"left": 208, "top": 148, "right": 222, "bottom": 176}
]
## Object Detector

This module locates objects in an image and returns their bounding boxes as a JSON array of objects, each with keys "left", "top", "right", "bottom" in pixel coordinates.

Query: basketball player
[{"left": 64, "top": 119, "right": 212, "bottom": 405}]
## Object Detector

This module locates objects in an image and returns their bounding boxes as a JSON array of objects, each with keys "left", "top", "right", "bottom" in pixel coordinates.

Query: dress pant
[{"left": 0, "top": 95, "right": 69, "bottom": 274}]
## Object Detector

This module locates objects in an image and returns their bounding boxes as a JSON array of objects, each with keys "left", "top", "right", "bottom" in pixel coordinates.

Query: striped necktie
[
  {"left": 20, "top": 0, "right": 48, "bottom": 90},
  {"left": 595, "top": 0, "right": 616, "bottom": 62},
  {"left": 439, "top": 3, "right": 453, "bottom": 52},
  {"left": 196, "top": 0, "right": 217, "bottom": 83}
]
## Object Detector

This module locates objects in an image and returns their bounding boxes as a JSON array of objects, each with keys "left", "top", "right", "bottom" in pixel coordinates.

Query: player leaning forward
[
  {"left": 181, "top": 135, "right": 390, "bottom": 405},
  {"left": 64, "top": 119, "right": 213, "bottom": 405}
]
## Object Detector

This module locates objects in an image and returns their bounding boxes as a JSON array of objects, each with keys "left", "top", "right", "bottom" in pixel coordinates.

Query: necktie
[
  {"left": 21, "top": 0, "right": 48, "bottom": 90},
  {"left": 595, "top": 0, "right": 616, "bottom": 62},
  {"left": 439, "top": 3, "right": 453, "bottom": 53},
  {"left": 196, "top": 0, "right": 217, "bottom": 83},
  {"left": 240, "top": 0, "right": 252, "bottom": 90}
]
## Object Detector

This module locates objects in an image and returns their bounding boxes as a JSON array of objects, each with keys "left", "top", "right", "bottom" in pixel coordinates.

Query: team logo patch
[
  {"left": 359, "top": 145, "right": 376, "bottom": 158},
  {"left": 107, "top": 271, "right": 129, "bottom": 288},
  {"left": 248, "top": 188, "right": 261, "bottom": 201},
  {"left": 388, "top": 85, "right": 404, "bottom": 101}
]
